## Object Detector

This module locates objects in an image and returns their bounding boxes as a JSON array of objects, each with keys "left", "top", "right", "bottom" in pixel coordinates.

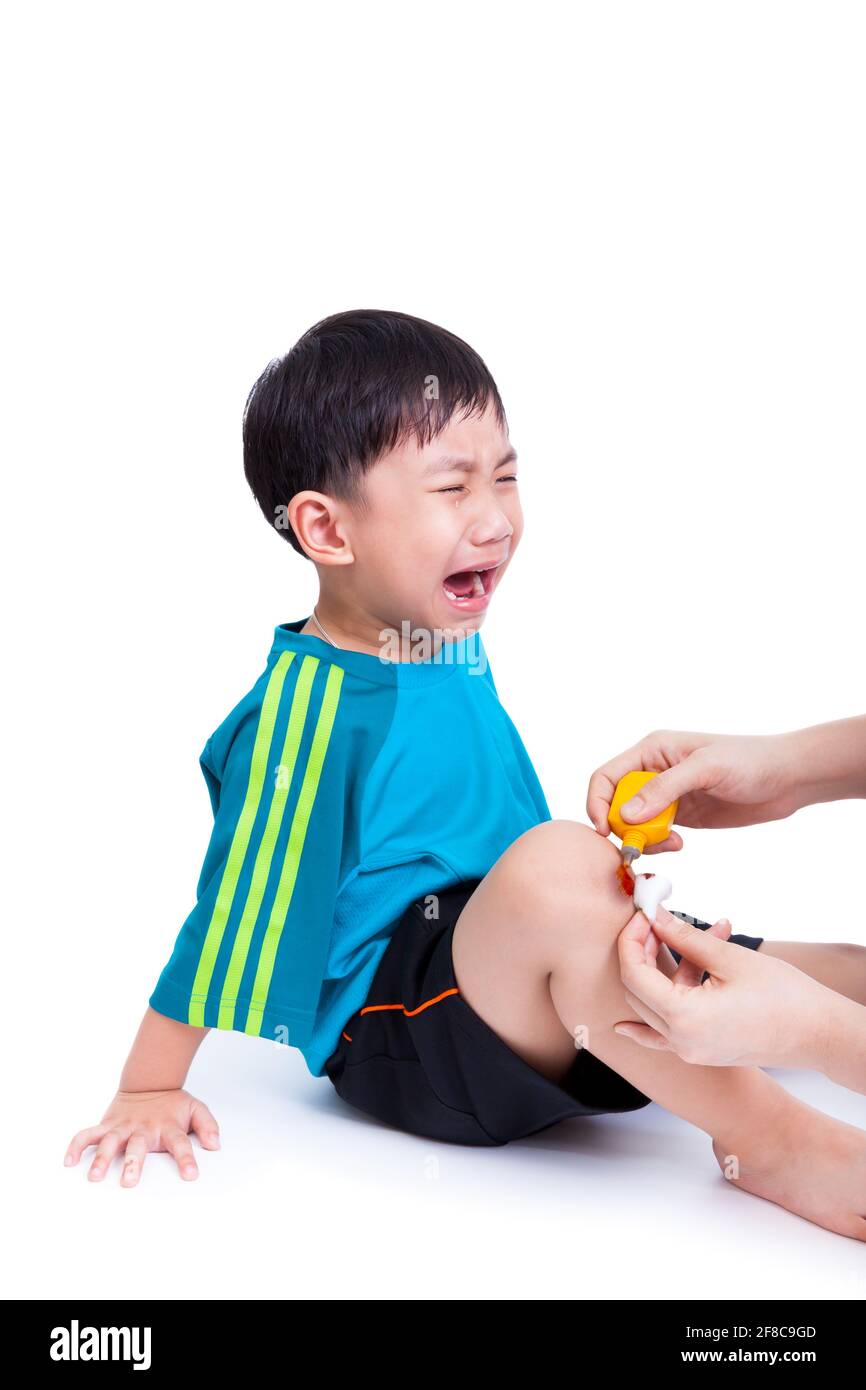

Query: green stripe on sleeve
[
  {"left": 244, "top": 661, "right": 345, "bottom": 1037},
  {"left": 216, "top": 654, "right": 319, "bottom": 1029},
  {"left": 186, "top": 651, "right": 295, "bottom": 1027}
]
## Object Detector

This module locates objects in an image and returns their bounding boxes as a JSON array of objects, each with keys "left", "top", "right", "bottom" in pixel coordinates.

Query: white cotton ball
[{"left": 632, "top": 873, "right": 673, "bottom": 925}]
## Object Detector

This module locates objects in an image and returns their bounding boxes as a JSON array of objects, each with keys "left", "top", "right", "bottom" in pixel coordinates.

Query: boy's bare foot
[{"left": 712, "top": 1093, "right": 866, "bottom": 1241}]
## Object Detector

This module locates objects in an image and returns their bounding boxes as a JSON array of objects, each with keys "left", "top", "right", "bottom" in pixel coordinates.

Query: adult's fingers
[
  {"left": 619, "top": 754, "right": 711, "bottom": 823},
  {"left": 586, "top": 740, "right": 655, "bottom": 833},
  {"left": 641, "top": 831, "right": 685, "bottom": 854},
  {"left": 643, "top": 925, "right": 659, "bottom": 963},
  {"left": 622, "top": 986, "right": 670, "bottom": 1036},
  {"left": 650, "top": 906, "right": 737, "bottom": 976},
  {"left": 616, "top": 910, "right": 678, "bottom": 1018},
  {"left": 672, "top": 918, "right": 732, "bottom": 988},
  {"left": 613, "top": 1020, "right": 672, "bottom": 1050}
]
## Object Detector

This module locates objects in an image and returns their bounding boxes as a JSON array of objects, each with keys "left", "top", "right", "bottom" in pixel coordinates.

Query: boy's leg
[
  {"left": 451, "top": 819, "right": 866, "bottom": 1241},
  {"left": 452, "top": 820, "right": 781, "bottom": 1134}
]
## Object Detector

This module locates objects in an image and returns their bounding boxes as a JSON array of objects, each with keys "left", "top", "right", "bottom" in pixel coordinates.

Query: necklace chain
[{"left": 310, "top": 605, "right": 340, "bottom": 648}]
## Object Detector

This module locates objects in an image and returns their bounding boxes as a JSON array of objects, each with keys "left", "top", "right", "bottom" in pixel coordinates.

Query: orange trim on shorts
[
  {"left": 342, "top": 986, "right": 460, "bottom": 1042},
  {"left": 362, "top": 986, "right": 460, "bottom": 1018}
]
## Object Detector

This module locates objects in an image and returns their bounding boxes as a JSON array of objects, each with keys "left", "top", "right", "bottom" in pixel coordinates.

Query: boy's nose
[{"left": 469, "top": 517, "right": 513, "bottom": 547}]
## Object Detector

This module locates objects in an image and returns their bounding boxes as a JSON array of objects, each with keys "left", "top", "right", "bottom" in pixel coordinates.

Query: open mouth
[{"left": 442, "top": 562, "right": 502, "bottom": 606}]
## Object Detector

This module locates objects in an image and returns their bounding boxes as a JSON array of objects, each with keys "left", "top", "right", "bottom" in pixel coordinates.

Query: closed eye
[{"left": 437, "top": 475, "right": 518, "bottom": 494}]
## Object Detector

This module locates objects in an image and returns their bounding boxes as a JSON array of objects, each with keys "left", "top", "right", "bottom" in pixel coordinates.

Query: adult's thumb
[{"left": 620, "top": 760, "right": 699, "bottom": 821}]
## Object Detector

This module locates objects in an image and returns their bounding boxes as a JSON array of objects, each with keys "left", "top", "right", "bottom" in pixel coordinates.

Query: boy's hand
[{"left": 64, "top": 1088, "right": 221, "bottom": 1186}]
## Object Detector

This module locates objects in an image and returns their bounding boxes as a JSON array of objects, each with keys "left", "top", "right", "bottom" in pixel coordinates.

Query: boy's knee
[{"left": 502, "top": 818, "right": 628, "bottom": 949}]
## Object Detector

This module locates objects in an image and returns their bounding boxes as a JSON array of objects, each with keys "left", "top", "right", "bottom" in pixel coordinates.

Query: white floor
[{"left": 20, "top": 1031, "right": 866, "bottom": 1303}]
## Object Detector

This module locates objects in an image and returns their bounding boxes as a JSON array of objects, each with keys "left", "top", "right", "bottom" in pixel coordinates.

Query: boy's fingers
[
  {"left": 87, "top": 1130, "right": 124, "bottom": 1182},
  {"left": 64, "top": 1126, "right": 109, "bottom": 1165},
  {"left": 120, "top": 1132, "right": 151, "bottom": 1188},
  {"left": 164, "top": 1129, "right": 199, "bottom": 1180},
  {"left": 190, "top": 1101, "right": 221, "bottom": 1149}
]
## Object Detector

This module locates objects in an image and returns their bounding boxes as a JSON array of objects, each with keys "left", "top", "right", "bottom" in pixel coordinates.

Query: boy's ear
[{"left": 287, "top": 490, "right": 355, "bottom": 565}]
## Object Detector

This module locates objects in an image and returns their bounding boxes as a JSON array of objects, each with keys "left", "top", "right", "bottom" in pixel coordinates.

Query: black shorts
[{"left": 323, "top": 879, "right": 765, "bottom": 1147}]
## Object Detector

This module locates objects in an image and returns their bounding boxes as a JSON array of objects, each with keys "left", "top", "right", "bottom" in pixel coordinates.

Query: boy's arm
[
  {"left": 119, "top": 1007, "right": 210, "bottom": 1092},
  {"left": 66, "top": 652, "right": 349, "bottom": 1185}
]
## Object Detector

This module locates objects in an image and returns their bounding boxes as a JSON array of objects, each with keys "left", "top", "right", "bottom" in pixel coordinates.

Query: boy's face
[{"left": 348, "top": 401, "right": 522, "bottom": 641}]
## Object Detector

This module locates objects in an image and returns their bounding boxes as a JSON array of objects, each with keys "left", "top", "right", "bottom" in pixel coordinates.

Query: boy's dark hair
[{"left": 242, "top": 308, "right": 508, "bottom": 557}]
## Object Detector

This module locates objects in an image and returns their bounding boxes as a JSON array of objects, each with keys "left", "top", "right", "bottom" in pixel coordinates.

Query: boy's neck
[
  {"left": 298, "top": 603, "right": 477, "bottom": 662},
  {"left": 298, "top": 603, "right": 382, "bottom": 656}
]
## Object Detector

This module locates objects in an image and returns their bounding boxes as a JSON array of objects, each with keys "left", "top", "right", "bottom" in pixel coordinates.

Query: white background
[{"left": 3, "top": 1, "right": 865, "bottom": 1301}]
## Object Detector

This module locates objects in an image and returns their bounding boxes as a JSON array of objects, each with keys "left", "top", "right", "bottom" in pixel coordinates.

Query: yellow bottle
[{"left": 608, "top": 770, "right": 679, "bottom": 869}]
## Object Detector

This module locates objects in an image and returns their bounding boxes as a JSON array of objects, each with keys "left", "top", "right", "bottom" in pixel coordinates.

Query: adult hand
[
  {"left": 586, "top": 729, "right": 802, "bottom": 853},
  {"left": 614, "top": 904, "right": 828, "bottom": 1068}
]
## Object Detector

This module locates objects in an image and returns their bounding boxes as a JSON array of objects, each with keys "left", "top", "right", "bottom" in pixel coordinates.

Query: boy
[{"left": 65, "top": 309, "right": 866, "bottom": 1241}]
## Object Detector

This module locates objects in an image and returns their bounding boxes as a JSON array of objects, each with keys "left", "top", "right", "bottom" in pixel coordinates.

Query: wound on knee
[{"left": 616, "top": 863, "right": 636, "bottom": 896}]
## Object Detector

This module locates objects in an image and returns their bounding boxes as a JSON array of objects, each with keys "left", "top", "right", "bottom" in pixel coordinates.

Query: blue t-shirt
[{"left": 149, "top": 617, "right": 552, "bottom": 1076}]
